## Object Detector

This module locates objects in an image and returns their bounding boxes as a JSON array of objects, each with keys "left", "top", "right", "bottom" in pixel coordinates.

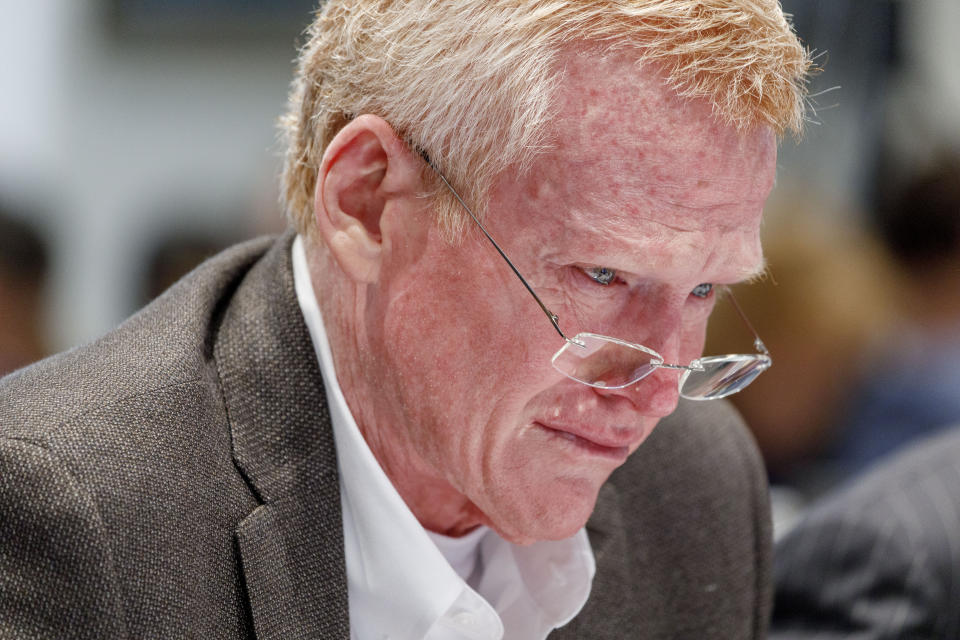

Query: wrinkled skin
[{"left": 310, "top": 47, "right": 776, "bottom": 545}]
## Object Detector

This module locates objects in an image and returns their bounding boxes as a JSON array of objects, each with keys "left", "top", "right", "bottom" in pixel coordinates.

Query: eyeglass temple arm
[
  {"left": 723, "top": 287, "right": 769, "bottom": 355},
  {"left": 415, "top": 147, "right": 568, "bottom": 341}
]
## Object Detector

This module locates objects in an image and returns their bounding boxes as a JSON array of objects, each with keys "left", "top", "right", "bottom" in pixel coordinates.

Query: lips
[{"left": 533, "top": 421, "right": 637, "bottom": 461}]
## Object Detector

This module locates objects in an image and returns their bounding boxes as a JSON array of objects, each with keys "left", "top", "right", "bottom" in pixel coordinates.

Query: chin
[{"left": 482, "top": 481, "right": 600, "bottom": 545}]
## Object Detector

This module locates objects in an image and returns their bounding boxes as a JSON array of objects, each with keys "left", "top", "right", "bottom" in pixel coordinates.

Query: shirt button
[{"left": 453, "top": 611, "right": 478, "bottom": 628}]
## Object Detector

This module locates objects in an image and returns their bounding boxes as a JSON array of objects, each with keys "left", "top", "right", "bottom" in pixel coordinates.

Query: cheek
[
  {"left": 377, "top": 248, "right": 549, "bottom": 458},
  {"left": 382, "top": 285, "right": 489, "bottom": 411}
]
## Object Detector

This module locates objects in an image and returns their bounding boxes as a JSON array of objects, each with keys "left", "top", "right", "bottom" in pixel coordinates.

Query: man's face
[{"left": 363, "top": 51, "right": 776, "bottom": 543}]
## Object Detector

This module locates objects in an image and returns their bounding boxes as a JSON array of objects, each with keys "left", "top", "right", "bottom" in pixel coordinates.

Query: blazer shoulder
[
  {"left": 615, "top": 398, "right": 766, "bottom": 489},
  {"left": 0, "top": 234, "right": 279, "bottom": 442},
  {"left": 0, "top": 231, "right": 315, "bottom": 639},
  {"left": 593, "top": 399, "right": 772, "bottom": 639}
]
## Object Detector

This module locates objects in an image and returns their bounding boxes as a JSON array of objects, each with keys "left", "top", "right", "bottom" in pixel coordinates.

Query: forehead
[{"left": 498, "top": 47, "right": 776, "bottom": 279}]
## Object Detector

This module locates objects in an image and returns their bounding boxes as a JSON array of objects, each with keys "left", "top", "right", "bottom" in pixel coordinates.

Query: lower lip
[{"left": 534, "top": 423, "right": 631, "bottom": 462}]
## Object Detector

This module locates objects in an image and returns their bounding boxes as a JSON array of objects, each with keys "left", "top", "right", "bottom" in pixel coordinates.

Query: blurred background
[{"left": 1, "top": 1, "right": 959, "bottom": 533}]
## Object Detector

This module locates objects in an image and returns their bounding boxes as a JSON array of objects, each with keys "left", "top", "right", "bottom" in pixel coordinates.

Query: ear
[{"left": 313, "top": 114, "right": 420, "bottom": 283}]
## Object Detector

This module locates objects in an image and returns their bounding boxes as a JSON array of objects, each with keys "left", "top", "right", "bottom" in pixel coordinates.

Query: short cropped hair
[{"left": 281, "top": 0, "right": 811, "bottom": 238}]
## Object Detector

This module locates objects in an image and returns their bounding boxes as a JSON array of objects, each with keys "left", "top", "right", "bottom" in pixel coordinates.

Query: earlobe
[{"left": 313, "top": 115, "right": 416, "bottom": 284}]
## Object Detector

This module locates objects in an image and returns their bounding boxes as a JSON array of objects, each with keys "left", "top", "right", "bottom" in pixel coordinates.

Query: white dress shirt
[{"left": 292, "top": 236, "right": 595, "bottom": 639}]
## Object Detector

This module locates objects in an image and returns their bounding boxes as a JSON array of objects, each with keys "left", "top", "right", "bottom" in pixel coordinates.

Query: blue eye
[
  {"left": 691, "top": 283, "right": 713, "bottom": 298},
  {"left": 583, "top": 266, "right": 616, "bottom": 285}
]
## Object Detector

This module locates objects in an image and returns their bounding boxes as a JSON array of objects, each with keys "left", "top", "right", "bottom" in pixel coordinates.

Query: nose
[
  {"left": 594, "top": 365, "right": 682, "bottom": 417},
  {"left": 591, "top": 292, "right": 686, "bottom": 416}
]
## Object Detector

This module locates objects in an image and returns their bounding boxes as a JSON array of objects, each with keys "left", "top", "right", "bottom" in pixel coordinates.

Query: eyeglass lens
[
  {"left": 678, "top": 355, "right": 771, "bottom": 400},
  {"left": 552, "top": 334, "right": 659, "bottom": 389},
  {"left": 552, "top": 334, "right": 770, "bottom": 399}
]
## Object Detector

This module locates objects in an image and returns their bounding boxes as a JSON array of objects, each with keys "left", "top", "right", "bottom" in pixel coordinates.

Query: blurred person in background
[
  {"left": 824, "top": 154, "right": 960, "bottom": 480},
  {"left": 765, "top": 154, "right": 960, "bottom": 637},
  {"left": 703, "top": 211, "right": 896, "bottom": 502},
  {"left": 139, "top": 230, "right": 235, "bottom": 305},
  {"left": 0, "top": 208, "right": 50, "bottom": 376},
  {"left": 0, "top": 1, "right": 811, "bottom": 638}
]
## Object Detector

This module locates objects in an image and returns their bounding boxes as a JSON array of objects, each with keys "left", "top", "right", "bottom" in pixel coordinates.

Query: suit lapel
[
  {"left": 234, "top": 475, "right": 347, "bottom": 640},
  {"left": 215, "top": 232, "right": 349, "bottom": 639}
]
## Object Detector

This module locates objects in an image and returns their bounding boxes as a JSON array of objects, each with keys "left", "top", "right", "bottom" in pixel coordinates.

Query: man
[
  {"left": 0, "top": 1, "right": 809, "bottom": 638},
  {"left": 771, "top": 423, "right": 960, "bottom": 639}
]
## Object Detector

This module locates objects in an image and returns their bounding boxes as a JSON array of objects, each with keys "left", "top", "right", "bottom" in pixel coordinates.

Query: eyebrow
[
  {"left": 735, "top": 260, "right": 769, "bottom": 285},
  {"left": 548, "top": 228, "right": 769, "bottom": 284}
]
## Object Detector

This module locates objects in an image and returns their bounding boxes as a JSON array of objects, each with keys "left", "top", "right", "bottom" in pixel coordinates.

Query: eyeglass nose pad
[
  {"left": 637, "top": 358, "right": 689, "bottom": 391},
  {"left": 648, "top": 358, "right": 700, "bottom": 372}
]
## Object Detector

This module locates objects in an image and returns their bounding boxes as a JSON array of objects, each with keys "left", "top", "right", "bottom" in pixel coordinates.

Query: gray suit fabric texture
[
  {"left": 771, "top": 424, "right": 960, "bottom": 639},
  {"left": 1, "top": 232, "right": 772, "bottom": 639}
]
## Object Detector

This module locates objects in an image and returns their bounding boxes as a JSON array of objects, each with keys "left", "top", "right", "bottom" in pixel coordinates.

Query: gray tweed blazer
[{"left": 0, "top": 232, "right": 772, "bottom": 639}]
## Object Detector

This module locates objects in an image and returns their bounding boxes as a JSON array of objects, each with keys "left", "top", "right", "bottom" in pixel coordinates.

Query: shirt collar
[{"left": 291, "top": 235, "right": 594, "bottom": 639}]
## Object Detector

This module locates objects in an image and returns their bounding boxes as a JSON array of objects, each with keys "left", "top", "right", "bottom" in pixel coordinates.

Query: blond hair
[{"left": 281, "top": 0, "right": 811, "bottom": 238}]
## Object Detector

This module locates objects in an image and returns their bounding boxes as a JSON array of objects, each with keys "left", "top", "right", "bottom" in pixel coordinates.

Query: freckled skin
[{"left": 317, "top": 47, "right": 776, "bottom": 545}]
